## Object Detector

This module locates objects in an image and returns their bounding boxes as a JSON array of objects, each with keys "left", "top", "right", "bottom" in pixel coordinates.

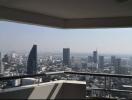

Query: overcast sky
[{"left": 0, "top": 20, "right": 132, "bottom": 55}]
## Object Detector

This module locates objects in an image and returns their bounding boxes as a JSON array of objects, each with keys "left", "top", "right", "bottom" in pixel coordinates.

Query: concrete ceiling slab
[{"left": 0, "top": 0, "right": 132, "bottom": 28}]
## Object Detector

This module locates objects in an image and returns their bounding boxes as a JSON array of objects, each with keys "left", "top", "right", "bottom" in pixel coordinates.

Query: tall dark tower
[
  {"left": 27, "top": 45, "right": 37, "bottom": 75},
  {"left": 63, "top": 48, "right": 70, "bottom": 66},
  {"left": 93, "top": 50, "right": 98, "bottom": 63}
]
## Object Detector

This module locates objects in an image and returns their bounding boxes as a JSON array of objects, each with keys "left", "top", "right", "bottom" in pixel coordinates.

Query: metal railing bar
[
  {"left": 1, "top": 71, "right": 132, "bottom": 81},
  {"left": 87, "top": 88, "right": 132, "bottom": 93},
  {"left": 64, "top": 71, "right": 132, "bottom": 78}
]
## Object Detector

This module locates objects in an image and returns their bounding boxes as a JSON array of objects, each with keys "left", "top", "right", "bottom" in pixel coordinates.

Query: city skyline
[{"left": 1, "top": 21, "right": 132, "bottom": 55}]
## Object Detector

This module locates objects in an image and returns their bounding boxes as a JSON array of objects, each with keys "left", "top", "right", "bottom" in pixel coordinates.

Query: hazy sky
[{"left": 0, "top": 20, "right": 132, "bottom": 54}]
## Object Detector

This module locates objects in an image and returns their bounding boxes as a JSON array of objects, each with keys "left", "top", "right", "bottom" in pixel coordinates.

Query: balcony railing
[{"left": 0, "top": 71, "right": 132, "bottom": 99}]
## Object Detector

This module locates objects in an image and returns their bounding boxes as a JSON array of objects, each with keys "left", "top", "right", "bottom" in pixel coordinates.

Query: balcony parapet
[{"left": 0, "top": 80, "right": 86, "bottom": 99}]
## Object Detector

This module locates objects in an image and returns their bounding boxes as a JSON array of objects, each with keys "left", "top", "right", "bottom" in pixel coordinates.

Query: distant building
[
  {"left": 0, "top": 52, "right": 4, "bottom": 74},
  {"left": 71, "top": 56, "right": 74, "bottom": 63},
  {"left": 93, "top": 50, "right": 98, "bottom": 63},
  {"left": 11, "top": 52, "right": 17, "bottom": 58},
  {"left": 2, "top": 54, "right": 9, "bottom": 63},
  {"left": 27, "top": 45, "right": 37, "bottom": 75},
  {"left": 115, "top": 58, "right": 121, "bottom": 74},
  {"left": 63, "top": 48, "right": 70, "bottom": 66},
  {"left": 99, "top": 56, "right": 104, "bottom": 70},
  {"left": 71, "top": 56, "right": 75, "bottom": 67},
  {"left": 111, "top": 56, "right": 116, "bottom": 66},
  {"left": 114, "top": 58, "right": 128, "bottom": 74},
  {"left": 88, "top": 56, "right": 93, "bottom": 63},
  {"left": 0, "top": 52, "right": 1, "bottom": 73},
  {"left": 0, "top": 52, "right": 3, "bottom": 74}
]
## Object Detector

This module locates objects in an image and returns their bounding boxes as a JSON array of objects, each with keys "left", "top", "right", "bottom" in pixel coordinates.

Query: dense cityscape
[
  {"left": 1, "top": 0, "right": 132, "bottom": 99},
  {"left": 1, "top": 44, "right": 132, "bottom": 98}
]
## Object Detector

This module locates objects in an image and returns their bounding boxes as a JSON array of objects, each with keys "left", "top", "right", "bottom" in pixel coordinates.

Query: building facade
[
  {"left": 93, "top": 50, "right": 98, "bottom": 63},
  {"left": 99, "top": 56, "right": 104, "bottom": 70},
  {"left": 111, "top": 56, "right": 116, "bottom": 66},
  {"left": 27, "top": 45, "right": 37, "bottom": 75},
  {"left": 63, "top": 48, "right": 70, "bottom": 66},
  {"left": 115, "top": 58, "right": 121, "bottom": 74}
]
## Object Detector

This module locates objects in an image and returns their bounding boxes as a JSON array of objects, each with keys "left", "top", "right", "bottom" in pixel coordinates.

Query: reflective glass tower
[{"left": 27, "top": 45, "right": 37, "bottom": 75}]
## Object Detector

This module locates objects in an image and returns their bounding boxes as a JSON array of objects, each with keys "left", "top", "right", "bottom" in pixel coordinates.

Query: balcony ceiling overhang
[{"left": 0, "top": 0, "right": 132, "bottom": 28}]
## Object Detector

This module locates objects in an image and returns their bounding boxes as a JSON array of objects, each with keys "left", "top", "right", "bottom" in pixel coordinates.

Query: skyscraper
[
  {"left": 99, "top": 56, "right": 104, "bottom": 70},
  {"left": 115, "top": 58, "right": 121, "bottom": 74},
  {"left": 63, "top": 48, "right": 70, "bottom": 66},
  {"left": 111, "top": 56, "right": 116, "bottom": 66},
  {"left": 93, "top": 50, "right": 98, "bottom": 63},
  {"left": 27, "top": 45, "right": 37, "bottom": 75},
  {"left": 0, "top": 52, "right": 4, "bottom": 75},
  {"left": 0, "top": 52, "right": 2, "bottom": 74}
]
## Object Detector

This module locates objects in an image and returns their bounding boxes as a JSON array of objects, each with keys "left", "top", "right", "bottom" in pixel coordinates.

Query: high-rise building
[
  {"left": 115, "top": 58, "right": 121, "bottom": 74},
  {"left": 63, "top": 48, "right": 70, "bottom": 66},
  {"left": 27, "top": 45, "right": 37, "bottom": 75},
  {"left": 93, "top": 50, "right": 98, "bottom": 63},
  {"left": 0, "top": 52, "right": 1, "bottom": 72},
  {"left": 0, "top": 52, "right": 4, "bottom": 75},
  {"left": 111, "top": 56, "right": 116, "bottom": 66},
  {"left": 0, "top": 52, "right": 2, "bottom": 74},
  {"left": 99, "top": 56, "right": 104, "bottom": 70},
  {"left": 113, "top": 57, "right": 128, "bottom": 74}
]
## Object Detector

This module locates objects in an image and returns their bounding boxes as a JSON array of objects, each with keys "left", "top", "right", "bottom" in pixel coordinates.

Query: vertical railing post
[
  {"left": 104, "top": 76, "right": 107, "bottom": 97},
  {"left": 108, "top": 77, "right": 111, "bottom": 98}
]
